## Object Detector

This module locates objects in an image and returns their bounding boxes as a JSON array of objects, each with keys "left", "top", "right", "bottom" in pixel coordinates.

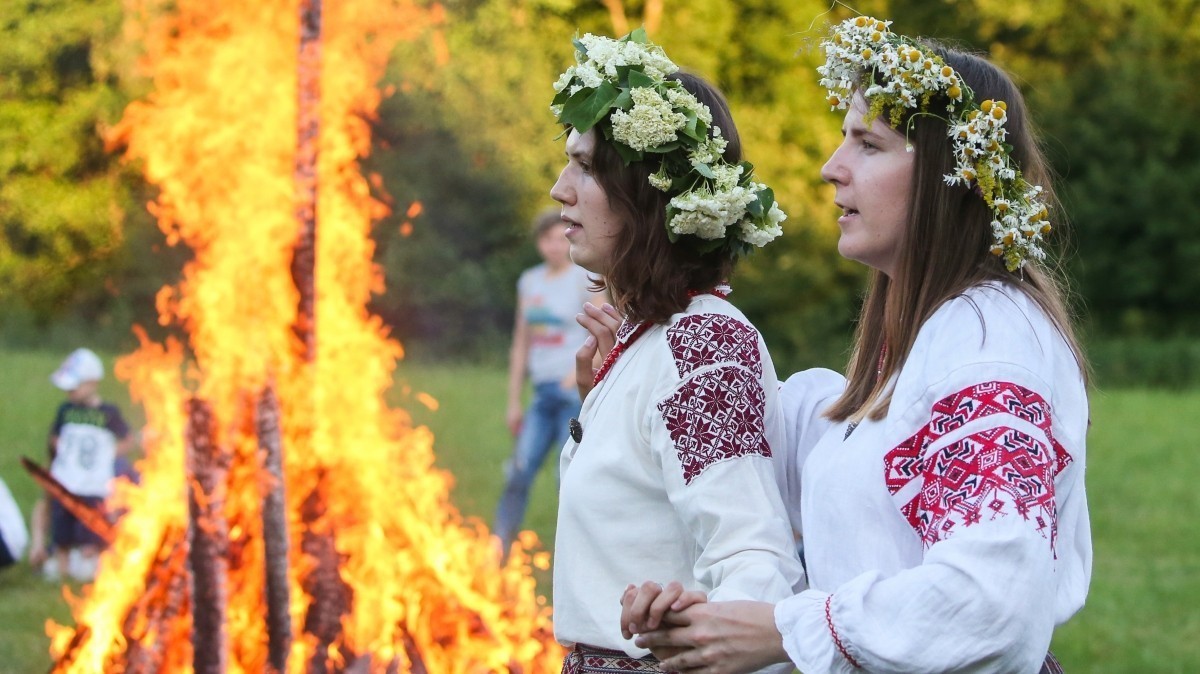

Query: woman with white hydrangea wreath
[
  {"left": 616, "top": 17, "right": 1092, "bottom": 674},
  {"left": 547, "top": 29, "right": 805, "bottom": 674}
]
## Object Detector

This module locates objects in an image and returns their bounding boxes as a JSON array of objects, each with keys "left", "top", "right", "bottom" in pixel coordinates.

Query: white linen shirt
[
  {"left": 776, "top": 282, "right": 1092, "bottom": 673},
  {"left": 554, "top": 293, "right": 805, "bottom": 667}
]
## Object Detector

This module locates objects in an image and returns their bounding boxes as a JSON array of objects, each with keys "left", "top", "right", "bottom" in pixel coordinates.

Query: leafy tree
[
  {"left": 0, "top": 0, "right": 133, "bottom": 321},
  {"left": 365, "top": 85, "right": 534, "bottom": 359},
  {"left": 376, "top": 0, "right": 862, "bottom": 369},
  {"left": 882, "top": 0, "right": 1200, "bottom": 335}
]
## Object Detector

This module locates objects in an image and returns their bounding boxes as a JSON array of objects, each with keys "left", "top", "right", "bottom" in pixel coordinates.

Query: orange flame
[{"left": 49, "top": 0, "right": 563, "bottom": 671}]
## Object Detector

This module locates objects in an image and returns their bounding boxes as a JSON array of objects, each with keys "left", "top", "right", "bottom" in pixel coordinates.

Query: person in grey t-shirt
[{"left": 493, "top": 207, "right": 603, "bottom": 559}]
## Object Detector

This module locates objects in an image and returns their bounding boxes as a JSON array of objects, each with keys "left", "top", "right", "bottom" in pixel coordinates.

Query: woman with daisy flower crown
[
  {"left": 615, "top": 16, "right": 1092, "bottom": 674},
  {"left": 546, "top": 28, "right": 808, "bottom": 674}
]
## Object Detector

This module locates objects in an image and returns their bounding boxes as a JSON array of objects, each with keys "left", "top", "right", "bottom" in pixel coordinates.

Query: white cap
[{"left": 50, "top": 348, "right": 105, "bottom": 391}]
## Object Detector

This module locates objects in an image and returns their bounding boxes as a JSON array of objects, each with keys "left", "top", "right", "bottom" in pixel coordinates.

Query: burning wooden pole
[
  {"left": 20, "top": 456, "right": 115, "bottom": 545},
  {"left": 46, "top": 626, "right": 91, "bottom": 674},
  {"left": 300, "top": 475, "right": 353, "bottom": 674},
  {"left": 256, "top": 384, "right": 292, "bottom": 674},
  {"left": 186, "top": 398, "right": 230, "bottom": 674},
  {"left": 291, "top": 1, "right": 358, "bottom": 671},
  {"left": 123, "top": 526, "right": 191, "bottom": 674},
  {"left": 292, "top": 0, "right": 320, "bottom": 361}
]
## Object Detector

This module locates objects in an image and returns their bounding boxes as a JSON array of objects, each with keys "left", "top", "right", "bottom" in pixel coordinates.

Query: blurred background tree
[
  {"left": 3, "top": 0, "right": 1198, "bottom": 385},
  {"left": 0, "top": 0, "right": 129, "bottom": 323},
  {"left": 0, "top": 0, "right": 185, "bottom": 347}
]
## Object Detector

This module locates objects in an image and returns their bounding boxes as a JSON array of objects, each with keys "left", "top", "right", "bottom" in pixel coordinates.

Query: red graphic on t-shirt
[
  {"left": 658, "top": 314, "right": 769, "bottom": 485},
  {"left": 883, "top": 381, "right": 1073, "bottom": 552}
]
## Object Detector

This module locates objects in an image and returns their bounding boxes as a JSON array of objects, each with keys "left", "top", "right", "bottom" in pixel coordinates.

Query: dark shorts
[
  {"left": 50, "top": 498, "right": 106, "bottom": 549},
  {"left": 0, "top": 537, "right": 14, "bottom": 568}
]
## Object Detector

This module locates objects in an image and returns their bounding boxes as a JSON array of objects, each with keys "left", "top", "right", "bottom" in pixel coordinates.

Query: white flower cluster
[
  {"left": 553, "top": 33, "right": 678, "bottom": 99},
  {"left": 668, "top": 165, "right": 754, "bottom": 239},
  {"left": 611, "top": 88, "right": 688, "bottom": 152},
  {"left": 740, "top": 198, "right": 787, "bottom": 247},
  {"left": 687, "top": 130, "right": 728, "bottom": 169},
  {"left": 553, "top": 29, "right": 786, "bottom": 255},
  {"left": 667, "top": 160, "right": 785, "bottom": 247},
  {"left": 819, "top": 16, "right": 1051, "bottom": 271},
  {"left": 666, "top": 87, "right": 711, "bottom": 126}
]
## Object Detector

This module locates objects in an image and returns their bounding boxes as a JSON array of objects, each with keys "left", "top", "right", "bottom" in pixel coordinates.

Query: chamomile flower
[{"left": 819, "top": 16, "right": 1052, "bottom": 270}]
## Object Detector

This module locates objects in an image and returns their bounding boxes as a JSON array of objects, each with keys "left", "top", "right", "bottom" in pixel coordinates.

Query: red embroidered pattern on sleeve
[
  {"left": 883, "top": 381, "right": 1073, "bottom": 551},
  {"left": 825, "top": 595, "right": 862, "bottom": 669},
  {"left": 657, "top": 366, "right": 770, "bottom": 484},
  {"left": 658, "top": 314, "right": 770, "bottom": 484},
  {"left": 665, "top": 314, "right": 763, "bottom": 378}
]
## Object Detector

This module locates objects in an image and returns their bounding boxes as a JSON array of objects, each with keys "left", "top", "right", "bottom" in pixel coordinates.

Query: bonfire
[{"left": 37, "top": 1, "right": 563, "bottom": 672}]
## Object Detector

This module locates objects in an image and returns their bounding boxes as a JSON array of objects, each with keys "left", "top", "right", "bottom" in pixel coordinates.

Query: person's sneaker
[
  {"left": 41, "top": 556, "right": 61, "bottom": 582},
  {"left": 67, "top": 550, "right": 98, "bottom": 582}
]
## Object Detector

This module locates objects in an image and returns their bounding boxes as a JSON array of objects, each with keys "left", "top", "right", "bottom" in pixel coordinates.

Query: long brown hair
[
  {"left": 826, "top": 44, "right": 1088, "bottom": 422},
  {"left": 588, "top": 71, "right": 741, "bottom": 324}
]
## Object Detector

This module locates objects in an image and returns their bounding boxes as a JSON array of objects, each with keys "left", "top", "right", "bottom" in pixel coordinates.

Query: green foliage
[
  {"left": 365, "top": 86, "right": 535, "bottom": 360},
  {"left": 4, "top": 0, "right": 1199, "bottom": 382},
  {"left": 1086, "top": 335, "right": 1200, "bottom": 389},
  {"left": 879, "top": 0, "right": 1200, "bottom": 337},
  {"left": 0, "top": 0, "right": 135, "bottom": 321},
  {"left": 385, "top": 0, "right": 858, "bottom": 367}
]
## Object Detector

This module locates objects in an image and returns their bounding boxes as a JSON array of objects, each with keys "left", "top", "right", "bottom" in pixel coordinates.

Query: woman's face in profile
[
  {"left": 550, "top": 128, "right": 625, "bottom": 275},
  {"left": 820, "top": 95, "right": 915, "bottom": 277}
]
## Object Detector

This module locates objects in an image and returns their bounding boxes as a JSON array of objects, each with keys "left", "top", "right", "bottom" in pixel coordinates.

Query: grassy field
[{"left": 1, "top": 347, "right": 1198, "bottom": 672}]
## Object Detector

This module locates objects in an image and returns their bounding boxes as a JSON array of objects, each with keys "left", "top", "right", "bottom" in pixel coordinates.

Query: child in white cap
[{"left": 29, "top": 348, "right": 133, "bottom": 581}]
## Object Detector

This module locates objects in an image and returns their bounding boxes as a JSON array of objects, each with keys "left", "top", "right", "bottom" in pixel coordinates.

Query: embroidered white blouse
[
  {"left": 776, "top": 282, "right": 1091, "bottom": 673},
  {"left": 553, "top": 293, "right": 805, "bottom": 665}
]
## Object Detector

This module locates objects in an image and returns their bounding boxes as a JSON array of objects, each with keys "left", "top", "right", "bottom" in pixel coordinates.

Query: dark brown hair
[
  {"left": 587, "top": 71, "right": 742, "bottom": 324},
  {"left": 826, "top": 44, "right": 1088, "bottom": 421}
]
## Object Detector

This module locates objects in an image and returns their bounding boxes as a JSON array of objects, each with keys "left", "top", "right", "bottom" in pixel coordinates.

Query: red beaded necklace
[
  {"left": 591, "top": 321, "right": 650, "bottom": 385},
  {"left": 591, "top": 287, "right": 729, "bottom": 386}
]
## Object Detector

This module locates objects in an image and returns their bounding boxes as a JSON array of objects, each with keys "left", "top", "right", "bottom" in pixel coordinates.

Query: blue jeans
[{"left": 493, "top": 381, "right": 580, "bottom": 552}]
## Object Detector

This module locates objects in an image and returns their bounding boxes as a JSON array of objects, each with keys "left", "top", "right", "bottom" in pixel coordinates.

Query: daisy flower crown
[
  {"left": 551, "top": 28, "right": 786, "bottom": 257},
  {"left": 818, "top": 16, "right": 1051, "bottom": 271}
]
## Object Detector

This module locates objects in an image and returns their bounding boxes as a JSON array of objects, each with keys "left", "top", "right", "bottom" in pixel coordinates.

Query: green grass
[
  {"left": 395, "top": 360, "right": 562, "bottom": 552},
  {"left": 1050, "top": 388, "right": 1200, "bottom": 671},
  {"left": 1, "top": 347, "right": 1197, "bottom": 672}
]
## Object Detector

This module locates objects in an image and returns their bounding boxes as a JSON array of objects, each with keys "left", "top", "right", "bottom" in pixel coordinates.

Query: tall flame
[{"left": 48, "top": 0, "right": 563, "bottom": 671}]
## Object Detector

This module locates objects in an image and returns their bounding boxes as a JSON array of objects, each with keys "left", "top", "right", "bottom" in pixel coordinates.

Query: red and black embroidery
[
  {"left": 665, "top": 314, "right": 762, "bottom": 378},
  {"left": 884, "top": 381, "right": 1072, "bottom": 551},
  {"left": 614, "top": 318, "right": 644, "bottom": 345},
  {"left": 561, "top": 644, "right": 664, "bottom": 673},
  {"left": 658, "top": 366, "right": 770, "bottom": 484}
]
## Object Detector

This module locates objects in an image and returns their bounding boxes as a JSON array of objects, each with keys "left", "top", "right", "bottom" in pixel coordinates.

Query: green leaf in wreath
[
  {"left": 627, "top": 68, "right": 656, "bottom": 90},
  {"left": 558, "top": 81, "right": 621, "bottom": 132}
]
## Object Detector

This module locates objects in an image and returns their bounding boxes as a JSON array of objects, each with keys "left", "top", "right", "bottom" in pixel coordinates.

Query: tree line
[{"left": 2, "top": 0, "right": 1197, "bottom": 382}]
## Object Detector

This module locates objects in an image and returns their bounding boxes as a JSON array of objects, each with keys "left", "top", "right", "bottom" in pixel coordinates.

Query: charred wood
[
  {"left": 125, "top": 527, "right": 191, "bottom": 674},
  {"left": 300, "top": 475, "right": 351, "bottom": 674},
  {"left": 292, "top": 0, "right": 322, "bottom": 361},
  {"left": 46, "top": 626, "right": 90, "bottom": 674},
  {"left": 257, "top": 384, "right": 292, "bottom": 674},
  {"left": 21, "top": 456, "right": 115, "bottom": 544},
  {"left": 187, "top": 398, "right": 230, "bottom": 674}
]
